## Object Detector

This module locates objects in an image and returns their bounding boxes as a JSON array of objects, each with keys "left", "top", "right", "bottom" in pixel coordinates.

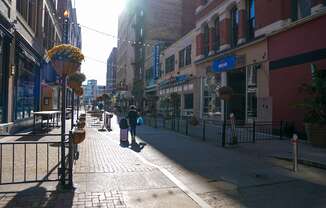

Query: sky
[{"left": 75, "top": 0, "right": 126, "bottom": 85}]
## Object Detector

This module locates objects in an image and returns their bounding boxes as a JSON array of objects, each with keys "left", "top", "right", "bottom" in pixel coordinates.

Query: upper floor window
[
  {"left": 203, "top": 24, "right": 209, "bottom": 57},
  {"left": 213, "top": 17, "right": 220, "bottom": 51},
  {"left": 165, "top": 55, "right": 175, "bottom": 73},
  {"left": 292, "top": 0, "right": 311, "bottom": 20},
  {"left": 185, "top": 45, "right": 192, "bottom": 66},
  {"left": 230, "top": 6, "right": 239, "bottom": 48},
  {"left": 247, "top": 0, "right": 255, "bottom": 40},
  {"left": 201, "top": 0, "right": 209, "bottom": 5},
  {"left": 16, "top": 0, "right": 37, "bottom": 31},
  {"left": 179, "top": 45, "right": 192, "bottom": 68}
]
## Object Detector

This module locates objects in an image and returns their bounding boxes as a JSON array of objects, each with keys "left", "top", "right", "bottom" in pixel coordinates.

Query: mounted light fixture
[{"left": 64, "top": 10, "right": 69, "bottom": 18}]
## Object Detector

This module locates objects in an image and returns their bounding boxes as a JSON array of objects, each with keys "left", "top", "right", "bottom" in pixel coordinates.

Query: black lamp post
[{"left": 60, "top": 9, "right": 69, "bottom": 187}]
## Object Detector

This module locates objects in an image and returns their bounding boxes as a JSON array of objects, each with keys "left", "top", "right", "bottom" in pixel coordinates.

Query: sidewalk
[{"left": 0, "top": 115, "right": 202, "bottom": 208}]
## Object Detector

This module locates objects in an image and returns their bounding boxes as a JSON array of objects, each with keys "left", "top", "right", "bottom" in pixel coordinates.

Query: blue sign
[
  {"left": 212, "top": 56, "right": 237, "bottom": 73},
  {"left": 152, "top": 44, "right": 161, "bottom": 80},
  {"left": 175, "top": 75, "right": 188, "bottom": 82}
]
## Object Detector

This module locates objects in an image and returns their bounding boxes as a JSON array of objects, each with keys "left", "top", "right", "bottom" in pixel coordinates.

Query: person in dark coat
[{"left": 127, "top": 105, "right": 138, "bottom": 143}]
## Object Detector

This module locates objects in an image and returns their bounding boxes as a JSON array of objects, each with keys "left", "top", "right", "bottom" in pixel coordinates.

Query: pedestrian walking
[{"left": 127, "top": 105, "right": 138, "bottom": 143}]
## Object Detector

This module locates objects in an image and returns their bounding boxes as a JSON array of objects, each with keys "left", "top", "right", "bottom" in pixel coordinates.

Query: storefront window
[
  {"left": 15, "top": 58, "right": 37, "bottom": 120},
  {"left": 184, "top": 93, "right": 193, "bottom": 110},
  {"left": 0, "top": 37, "right": 3, "bottom": 122},
  {"left": 247, "top": 64, "right": 258, "bottom": 118},
  {"left": 203, "top": 74, "right": 222, "bottom": 117}
]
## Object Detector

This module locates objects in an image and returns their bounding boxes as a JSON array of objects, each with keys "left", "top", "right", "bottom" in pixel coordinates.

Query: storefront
[
  {"left": 0, "top": 20, "right": 12, "bottom": 123},
  {"left": 198, "top": 39, "right": 269, "bottom": 122},
  {"left": 158, "top": 74, "right": 197, "bottom": 117},
  {"left": 14, "top": 36, "right": 41, "bottom": 122}
]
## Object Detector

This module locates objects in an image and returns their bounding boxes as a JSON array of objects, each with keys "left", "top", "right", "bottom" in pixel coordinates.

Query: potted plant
[
  {"left": 47, "top": 44, "right": 84, "bottom": 77},
  {"left": 72, "top": 129, "right": 86, "bottom": 144},
  {"left": 297, "top": 64, "right": 326, "bottom": 147},
  {"left": 77, "top": 121, "right": 86, "bottom": 129}
]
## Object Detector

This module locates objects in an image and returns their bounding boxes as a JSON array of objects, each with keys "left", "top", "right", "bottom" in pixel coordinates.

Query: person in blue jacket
[{"left": 127, "top": 105, "right": 138, "bottom": 143}]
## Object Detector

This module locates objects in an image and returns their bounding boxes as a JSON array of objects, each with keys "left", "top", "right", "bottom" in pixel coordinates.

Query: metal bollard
[{"left": 292, "top": 134, "right": 299, "bottom": 172}]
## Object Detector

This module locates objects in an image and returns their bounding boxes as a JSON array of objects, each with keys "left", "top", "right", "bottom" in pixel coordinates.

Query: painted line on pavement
[{"left": 96, "top": 128, "right": 212, "bottom": 208}]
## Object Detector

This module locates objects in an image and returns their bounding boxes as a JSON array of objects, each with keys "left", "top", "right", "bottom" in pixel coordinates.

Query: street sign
[{"left": 212, "top": 55, "right": 237, "bottom": 73}]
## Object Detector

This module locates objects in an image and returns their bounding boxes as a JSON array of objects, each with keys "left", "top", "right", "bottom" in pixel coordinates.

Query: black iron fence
[
  {"left": 144, "top": 116, "right": 293, "bottom": 147},
  {"left": 0, "top": 133, "right": 72, "bottom": 185}
]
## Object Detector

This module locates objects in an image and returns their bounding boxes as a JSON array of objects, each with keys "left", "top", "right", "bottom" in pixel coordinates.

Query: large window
[
  {"left": 292, "top": 0, "right": 311, "bottom": 20},
  {"left": 230, "top": 6, "right": 239, "bottom": 48},
  {"left": 0, "top": 37, "right": 4, "bottom": 123},
  {"left": 246, "top": 64, "right": 259, "bottom": 118},
  {"left": 203, "top": 24, "right": 209, "bottom": 57},
  {"left": 184, "top": 94, "right": 194, "bottom": 110},
  {"left": 179, "top": 45, "right": 192, "bottom": 68},
  {"left": 165, "top": 55, "right": 175, "bottom": 73},
  {"left": 16, "top": 0, "right": 37, "bottom": 31},
  {"left": 213, "top": 17, "right": 220, "bottom": 51},
  {"left": 15, "top": 59, "right": 37, "bottom": 120},
  {"left": 203, "top": 73, "right": 222, "bottom": 117},
  {"left": 247, "top": 0, "right": 255, "bottom": 40}
]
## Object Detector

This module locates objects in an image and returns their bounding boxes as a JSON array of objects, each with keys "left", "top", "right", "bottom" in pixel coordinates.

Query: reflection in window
[
  {"left": 15, "top": 59, "right": 36, "bottom": 120},
  {"left": 203, "top": 74, "right": 222, "bottom": 117},
  {"left": 0, "top": 37, "right": 3, "bottom": 122},
  {"left": 230, "top": 6, "right": 239, "bottom": 48}
]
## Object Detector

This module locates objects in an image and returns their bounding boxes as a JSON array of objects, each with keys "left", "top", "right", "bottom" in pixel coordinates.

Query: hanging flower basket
[
  {"left": 190, "top": 116, "right": 199, "bottom": 126},
  {"left": 68, "top": 72, "right": 86, "bottom": 89},
  {"left": 74, "top": 86, "right": 84, "bottom": 96},
  {"left": 72, "top": 129, "right": 86, "bottom": 144},
  {"left": 47, "top": 44, "right": 84, "bottom": 77}
]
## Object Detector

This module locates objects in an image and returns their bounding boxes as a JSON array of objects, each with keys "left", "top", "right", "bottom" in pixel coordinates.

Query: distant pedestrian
[{"left": 127, "top": 105, "right": 138, "bottom": 143}]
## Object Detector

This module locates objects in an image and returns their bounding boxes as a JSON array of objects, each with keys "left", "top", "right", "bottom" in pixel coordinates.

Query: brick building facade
[{"left": 193, "top": 0, "right": 326, "bottom": 131}]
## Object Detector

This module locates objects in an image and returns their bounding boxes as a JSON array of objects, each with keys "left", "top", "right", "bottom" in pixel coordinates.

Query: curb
[{"left": 273, "top": 156, "right": 326, "bottom": 170}]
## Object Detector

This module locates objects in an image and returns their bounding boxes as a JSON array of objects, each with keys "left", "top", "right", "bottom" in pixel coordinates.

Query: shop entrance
[{"left": 227, "top": 70, "right": 246, "bottom": 121}]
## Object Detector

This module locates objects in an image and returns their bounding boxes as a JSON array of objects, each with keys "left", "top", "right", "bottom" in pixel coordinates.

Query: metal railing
[
  {"left": 0, "top": 133, "right": 71, "bottom": 185},
  {"left": 144, "top": 116, "right": 293, "bottom": 147}
]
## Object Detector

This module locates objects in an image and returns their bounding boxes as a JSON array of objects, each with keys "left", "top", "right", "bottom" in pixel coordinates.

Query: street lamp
[{"left": 60, "top": 9, "right": 70, "bottom": 187}]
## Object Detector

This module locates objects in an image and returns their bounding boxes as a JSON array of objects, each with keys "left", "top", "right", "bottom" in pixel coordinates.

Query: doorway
[{"left": 227, "top": 70, "right": 246, "bottom": 121}]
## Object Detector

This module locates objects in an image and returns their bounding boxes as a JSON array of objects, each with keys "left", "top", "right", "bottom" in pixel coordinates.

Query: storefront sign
[
  {"left": 152, "top": 44, "right": 160, "bottom": 80},
  {"left": 212, "top": 56, "right": 237, "bottom": 73},
  {"left": 175, "top": 74, "right": 188, "bottom": 82}
]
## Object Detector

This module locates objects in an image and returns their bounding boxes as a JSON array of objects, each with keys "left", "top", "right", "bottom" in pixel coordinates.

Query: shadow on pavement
[
  {"left": 135, "top": 125, "right": 326, "bottom": 208},
  {"left": 130, "top": 142, "right": 147, "bottom": 153}
]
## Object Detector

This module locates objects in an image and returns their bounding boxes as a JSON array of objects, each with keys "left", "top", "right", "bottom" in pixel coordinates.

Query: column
[
  {"left": 219, "top": 12, "right": 231, "bottom": 51},
  {"left": 311, "top": 0, "right": 324, "bottom": 14}
]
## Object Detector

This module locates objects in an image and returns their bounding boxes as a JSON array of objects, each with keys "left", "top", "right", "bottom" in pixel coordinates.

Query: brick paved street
[{"left": 0, "top": 114, "right": 325, "bottom": 207}]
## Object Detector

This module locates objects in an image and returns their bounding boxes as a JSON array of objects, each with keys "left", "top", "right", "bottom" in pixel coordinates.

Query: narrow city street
[{"left": 0, "top": 114, "right": 326, "bottom": 208}]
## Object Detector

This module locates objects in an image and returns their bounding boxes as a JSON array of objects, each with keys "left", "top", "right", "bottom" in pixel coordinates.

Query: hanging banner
[{"left": 152, "top": 44, "right": 161, "bottom": 80}]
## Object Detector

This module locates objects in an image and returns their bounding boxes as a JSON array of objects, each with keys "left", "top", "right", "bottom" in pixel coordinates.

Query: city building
[
  {"left": 0, "top": 0, "right": 81, "bottom": 133},
  {"left": 157, "top": 29, "right": 199, "bottom": 117},
  {"left": 193, "top": 0, "right": 326, "bottom": 131},
  {"left": 267, "top": 1, "right": 326, "bottom": 130},
  {"left": 117, "top": 0, "right": 197, "bottom": 106},
  {"left": 84, "top": 80, "right": 97, "bottom": 105},
  {"left": 106, "top": 47, "right": 117, "bottom": 94},
  {"left": 97, "top": 85, "right": 106, "bottom": 97}
]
